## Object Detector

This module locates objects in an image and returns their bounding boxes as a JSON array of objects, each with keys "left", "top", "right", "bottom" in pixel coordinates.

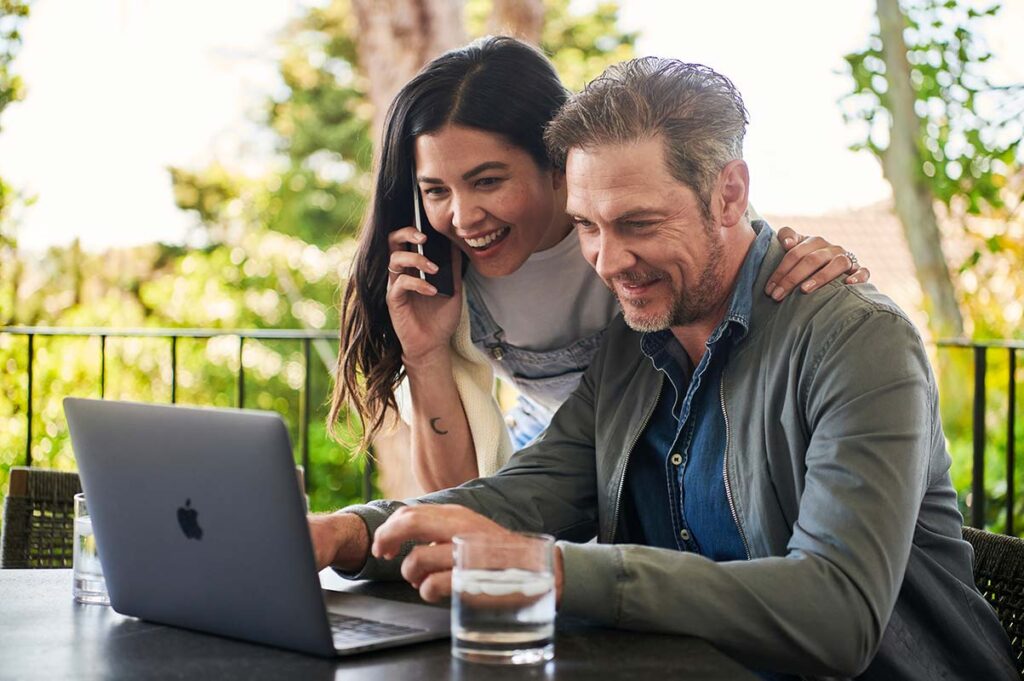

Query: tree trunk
[
  {"left": 489, "top": 0, "right": 544, "bottom": 45},
  {"left": 350, "top": 0, "right": 467, "bottom": 142},
  {"left": 876, "top": 0, "right": 964, "bottom": 338}
]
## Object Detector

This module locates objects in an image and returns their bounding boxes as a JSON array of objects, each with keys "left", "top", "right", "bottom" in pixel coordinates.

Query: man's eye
[{"left": 572, "top": 218, "right": 595, "bottom": 229}]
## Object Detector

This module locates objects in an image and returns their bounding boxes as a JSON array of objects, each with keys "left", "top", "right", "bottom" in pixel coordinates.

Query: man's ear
[{"left": 714, "top": 160, "right": 749, "bottom": 228}]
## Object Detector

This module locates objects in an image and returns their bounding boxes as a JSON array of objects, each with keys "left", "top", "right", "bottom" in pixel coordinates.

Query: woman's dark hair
[{"left": 328, "top": 36, "right": 569, "bottom": 447}]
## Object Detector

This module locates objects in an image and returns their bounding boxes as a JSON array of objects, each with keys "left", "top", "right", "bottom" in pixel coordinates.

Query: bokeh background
[{"left": 1, "top": 0, "right": 1021, "bottom": 527}]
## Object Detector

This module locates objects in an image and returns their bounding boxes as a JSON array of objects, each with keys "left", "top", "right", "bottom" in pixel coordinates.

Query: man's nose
[{"left": 594, "top": 229, "right": 636, "bottom": 280}]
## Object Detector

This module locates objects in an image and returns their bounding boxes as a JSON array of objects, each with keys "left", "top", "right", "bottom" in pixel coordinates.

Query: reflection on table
[{"left": 0, "top": 569, "right": 757, "bottom": 680}]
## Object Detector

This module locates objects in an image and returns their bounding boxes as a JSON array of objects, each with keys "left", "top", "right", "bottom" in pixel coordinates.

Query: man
[{"left": 310, "top": 58, "right": 1015, "bottom": 679}]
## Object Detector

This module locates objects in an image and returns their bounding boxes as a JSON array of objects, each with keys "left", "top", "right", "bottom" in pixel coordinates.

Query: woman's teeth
[{"left": 465, "top": 226, "right": 510, "bottom": 249}]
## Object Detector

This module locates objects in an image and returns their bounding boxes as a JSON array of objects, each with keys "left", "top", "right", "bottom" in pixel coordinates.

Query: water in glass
[{"left": 72, "top": 495, "right": 109, "bottom": 605}]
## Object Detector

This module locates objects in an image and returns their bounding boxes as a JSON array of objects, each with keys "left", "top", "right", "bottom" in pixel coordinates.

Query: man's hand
[
  {"left": 307, "top": 512, "right": 370, "bottom": 572},
  {"left": 373, "top": 504, "right": 564, "bottom": 606}
]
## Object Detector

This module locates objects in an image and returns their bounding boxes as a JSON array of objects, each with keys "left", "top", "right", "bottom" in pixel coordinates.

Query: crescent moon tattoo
[{"left": 429, "top": 417, "right": 448, "bottom": 435}]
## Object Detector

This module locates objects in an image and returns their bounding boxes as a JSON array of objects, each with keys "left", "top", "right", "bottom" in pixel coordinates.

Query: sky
[{"left": 0, "top": 0, "right": 1021, "bottom": 252}]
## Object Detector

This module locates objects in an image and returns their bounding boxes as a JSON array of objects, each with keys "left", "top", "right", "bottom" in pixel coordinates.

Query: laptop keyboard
[{"left": 328, "top": 612, "right": 427, "bottom": 646}]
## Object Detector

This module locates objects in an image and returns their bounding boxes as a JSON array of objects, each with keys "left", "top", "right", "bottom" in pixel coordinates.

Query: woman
[{"left": 329, "top": 37, "right": 869, "bottom": 492}]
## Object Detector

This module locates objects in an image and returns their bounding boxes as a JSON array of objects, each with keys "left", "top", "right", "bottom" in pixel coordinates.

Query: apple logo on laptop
[{"left": 177, "top": 499, "right": 203, "bottom": 540}]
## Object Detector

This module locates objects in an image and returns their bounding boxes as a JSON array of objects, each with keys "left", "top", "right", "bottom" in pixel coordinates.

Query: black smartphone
[{"left": 409, "top": 168, "right": 455, "bottom": 297}]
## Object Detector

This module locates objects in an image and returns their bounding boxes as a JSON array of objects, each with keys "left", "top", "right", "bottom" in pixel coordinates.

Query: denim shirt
[
  {"left": 625, "top": 227, "right": 797, "bottom": 681},
  {"left": 623, "top": 225, "right": 774, "bottom": 558}
]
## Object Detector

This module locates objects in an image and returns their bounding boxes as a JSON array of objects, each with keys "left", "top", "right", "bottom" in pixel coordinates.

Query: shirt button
[
  {"left": 670, "top": 453, "right": 683, "bottom": 466},
  {"left": 679, "top": 529, "right": 691, "bottom": 541}
]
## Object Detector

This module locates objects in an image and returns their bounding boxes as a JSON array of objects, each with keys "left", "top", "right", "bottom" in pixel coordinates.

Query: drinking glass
[
  {"left": 451, "top": 532, "right": 555, "bottom": 665},
  {"left": 72, "top": 493, "right": 109, "bottom": 605}
]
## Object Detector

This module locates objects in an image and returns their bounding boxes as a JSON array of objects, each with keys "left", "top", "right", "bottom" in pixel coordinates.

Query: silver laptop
[{"left": 64, "top": 397, "right": 449, "bottom": 657}]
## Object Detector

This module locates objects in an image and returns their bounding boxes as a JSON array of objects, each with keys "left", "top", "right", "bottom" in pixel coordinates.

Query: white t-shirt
[{"left": 465, "top": 230, "right": 619, "bottom": 351}]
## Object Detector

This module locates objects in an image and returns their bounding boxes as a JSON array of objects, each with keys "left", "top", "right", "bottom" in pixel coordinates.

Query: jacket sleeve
[
  {"left": 559, "top": 307, "right": 935, "bottom": 677},
  {"left": 338, "top": 350, "right": 601, "bottom": 580}
]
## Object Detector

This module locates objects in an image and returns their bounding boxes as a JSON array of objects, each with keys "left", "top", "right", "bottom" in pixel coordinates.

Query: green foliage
[
  {"left": 0, "top": 0, "right": 30, "bottom": 127},
  {"left": 840, "top": 1, "right": 1023, "bottom": 277},
  {"left": 0, "top": 0, "right": 31, "bottom": 251},
  {"left": 842, "top": 1, "right": 1021, "bottom": 214},
  {"left": 940, "top": 346, "right": 1023, "bottom": 534},
  {"left": 539, "top": 0, "right": 637, "bottom": 91},
  {"left": 0, "top": 240, "right": 369, "bottom": 518},
  {"left": 172, "top": 0, "right": 371, "bottom": 250}
]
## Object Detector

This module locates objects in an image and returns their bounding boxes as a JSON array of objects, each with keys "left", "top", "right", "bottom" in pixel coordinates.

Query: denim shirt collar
[{"left": 640, "top": 220, "right": 773, "bottom": 366}]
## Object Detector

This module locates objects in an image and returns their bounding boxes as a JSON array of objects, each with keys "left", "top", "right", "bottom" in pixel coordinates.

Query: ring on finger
[
  {"left": 842, "top": 250, "right": 859, "bottom": 272},
  {"left": 387, "top": 266, "right": 403, "bottom": 275}
]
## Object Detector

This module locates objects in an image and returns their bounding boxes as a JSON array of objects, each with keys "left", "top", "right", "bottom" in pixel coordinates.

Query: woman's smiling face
[{"left": 413, "top": 124, "right": 569, "bottom": 277}]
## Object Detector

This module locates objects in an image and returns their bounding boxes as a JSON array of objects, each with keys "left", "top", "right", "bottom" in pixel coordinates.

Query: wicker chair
[
  {"left": 1, "top": 467, "right": 82, "bottom": 568},
  {"left": 963, "top": 526, "right": 1024, "bottom": 676}
]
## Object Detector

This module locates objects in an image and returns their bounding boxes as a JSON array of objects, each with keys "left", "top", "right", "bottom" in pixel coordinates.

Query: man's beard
[{"left": 614, "top": 226, "right": 726, "bottom": 333}]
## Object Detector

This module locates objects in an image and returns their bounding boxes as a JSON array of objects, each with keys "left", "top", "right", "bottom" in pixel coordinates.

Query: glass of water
[
  {"left": 72, "top": 493, "right": 109, "bottom": 605},
  {"left": 451, "top": 532, "right": 555, "bottom": 665}
]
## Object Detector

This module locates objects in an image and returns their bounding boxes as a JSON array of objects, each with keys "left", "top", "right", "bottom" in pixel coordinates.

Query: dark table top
[{"left": 0, "top": 569, "right": 756, "bottom": 680}]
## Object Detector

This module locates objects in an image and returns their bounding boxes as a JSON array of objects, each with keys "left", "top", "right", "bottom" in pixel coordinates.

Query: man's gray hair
[{"left": 545, "top": 58, "right": 749, "bottom": 218}]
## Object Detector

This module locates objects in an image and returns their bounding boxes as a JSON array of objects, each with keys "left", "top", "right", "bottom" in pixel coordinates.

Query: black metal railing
[
  {"left": 2, "top": 328, "right": 1021, "bottom": 525},
  {"left": 937, "top": 339, "right": 1021, "bottom": 534},
  {"left": 0, "top": 326, "right": 375, "bottom": 502}
]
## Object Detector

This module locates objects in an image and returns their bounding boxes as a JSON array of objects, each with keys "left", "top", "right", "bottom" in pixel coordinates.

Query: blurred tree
[
  {"left": 841, "top": 0, "right": 1023, "bottom": 338},
  {"left": 350, "top": 0, "right": 466, "bottom": 140},
  {"left": 0, "top": 0, "right": 29, "bottom": 122},
  {"left": 489, "top": 0, "right": 544, "bottom": 44},
  {"left": 0, "top": 0, "right": 31, "bottom": 326}
]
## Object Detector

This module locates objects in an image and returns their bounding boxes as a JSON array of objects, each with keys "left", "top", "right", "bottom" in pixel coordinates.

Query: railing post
[
  {"left": 99, "top": 334, "right": 106, "bottom": 398},
  {"left": 1008, "top": 348, "right": 1017, "bottom": 536},
  {"left": 25, "top": 333, "right": 34, "bottom": 468},
  {"left": 301, "top": 337, "right": 311, "bottom": 489},
  {"left": 972, "top": 346, "right": 987, "bottom": 529},
  {"left": 237, "top": 336, "right": 245, "bottom": 408},
  {"left": 170, "top": 336, "right": 178, "bottom": 404},
  {"left": 363, "top": 454, "right": 374, "bottom": 504}
]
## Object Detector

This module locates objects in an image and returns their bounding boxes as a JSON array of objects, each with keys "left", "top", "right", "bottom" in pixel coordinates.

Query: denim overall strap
[
  {"left": 464, "top": 276, "right": 509, "bottom": 362},
  {"left": 463, "top": 274, "right": 607, "bottom": 448}
]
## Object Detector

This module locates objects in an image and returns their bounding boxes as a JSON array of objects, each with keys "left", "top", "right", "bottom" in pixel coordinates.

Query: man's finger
[
  {"left": 373, "top": 505, "right": 500, "bottom": 559},
  {"left": 419, "top": 570, "right": 454, "bottom": 603},
  {"left": 401, "top": 543, "right": 455, "bottom": 588}
]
